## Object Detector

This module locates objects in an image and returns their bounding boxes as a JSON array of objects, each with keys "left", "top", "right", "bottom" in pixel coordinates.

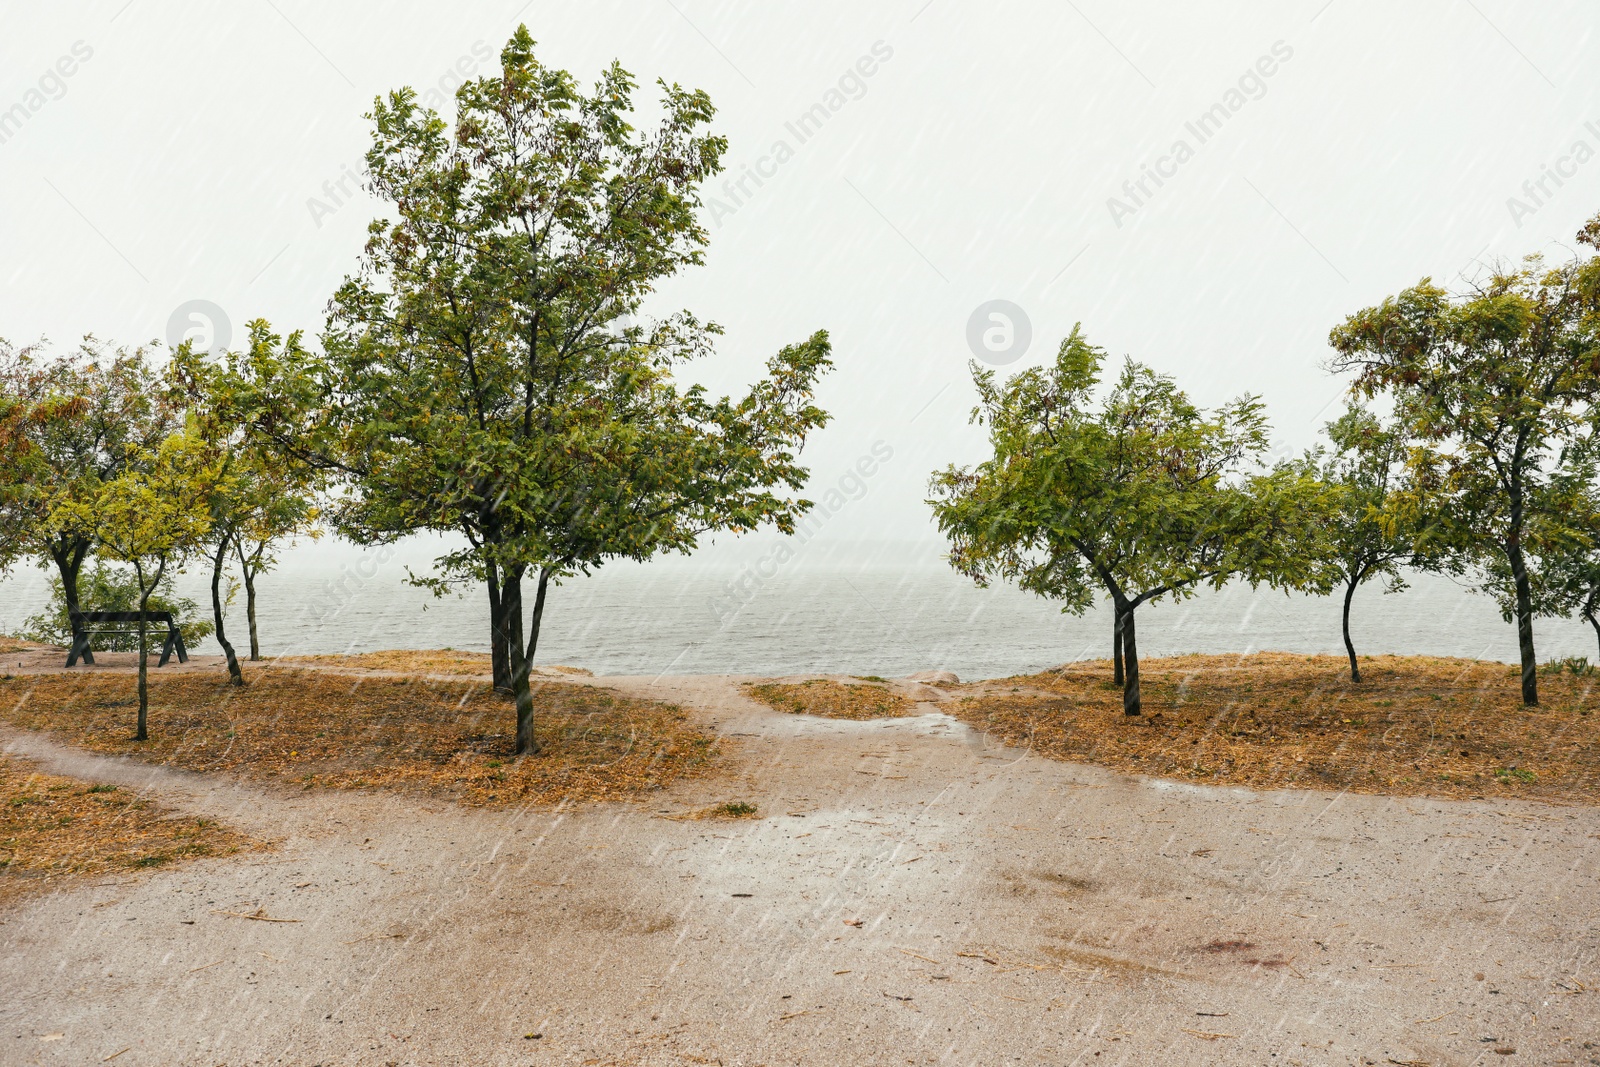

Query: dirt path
[{"left": 3, "top": 672, "right": 1598, "bottom": 1066}]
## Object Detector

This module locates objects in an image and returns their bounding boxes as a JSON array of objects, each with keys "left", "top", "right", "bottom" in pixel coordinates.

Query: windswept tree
[
  {"left": 0, "top": 339, "right": 176, "bottom": 658},
  {"left": 1311, "top": 402, "right": 1452, "bottom": 682},
  {"left": 238, "top": 28, "right": 833, "bottom": 753},
  {"left": 1329, "top": 214, "right": 1600, "bottom": 705},
  {"left": 929, "top": 327, "right": 1335, "bottom": 716},
  {"left": 172, "top": 334, "right": 320, "bottom": 684},
  {"left": 62, "top": 431, "right": 221, "bottom": 739}
]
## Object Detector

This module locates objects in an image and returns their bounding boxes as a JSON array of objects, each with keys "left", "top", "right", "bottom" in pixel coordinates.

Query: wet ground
[{"left": 3, "top": 670, "right": 1598, "bottom": 1065}]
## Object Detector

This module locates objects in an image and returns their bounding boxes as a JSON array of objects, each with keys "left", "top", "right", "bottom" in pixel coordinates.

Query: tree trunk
[
  {"left": 135, "top": 567, "right": 150, "bottom": 742},
  {"left": 1507, "top": 534, "right": 1538, "bottom": 706},
  {"left": 502, "top": 568, "right": 540, "bottom": 756},
  {"left": 1586, "top": 608, "right": 1600, "bottom": 665},
  {"left": 526, "top": 566, "right": 551, "bottom": 664},
  {"left": 1120, "top": 601, "right": 1141, "bottom": 716},
  {"left": 1112, "top": 616, "right": 1124, "bottom": 685},
  {"left": 1342, "top": 576, "right": 1361, "bottom": 684},
  {"left": 244, "top": 569, "right": 260, "bottom": 661},
  {"left": 487, "top": 560, "right": 511, "bottom": 693},
  {"left": 53, "top": 540, "right": 92, "bottom": 665},
  {"left": 211, "top": 537, "right": 243, "bottom": 685}
]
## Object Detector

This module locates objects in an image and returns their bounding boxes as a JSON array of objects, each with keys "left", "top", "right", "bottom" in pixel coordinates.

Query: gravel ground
[{"left": 2, "top": 671, "right": 1598, "bottom": 1066}]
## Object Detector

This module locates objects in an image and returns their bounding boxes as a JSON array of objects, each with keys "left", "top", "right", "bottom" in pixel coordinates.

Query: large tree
[
  {"left": 1329, "top": 216, "right": 1600, "bottom": 705},
  {"left": 1311, "top": 402, "right": 1452, "bottom": 682},
  {"left": 240, "top": 28, "right": 832, "bottom": 753},
  {"left": 0, "top": 339, "right": 176, "bottom": 659},
  {"left": 929, "top": 327, "right": 1335, "bottom": 716}
]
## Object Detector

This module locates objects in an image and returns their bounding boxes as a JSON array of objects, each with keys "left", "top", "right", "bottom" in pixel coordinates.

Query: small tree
[
  {"left": 64, "top": 432, "right": 219, "bottom": 739},
  {"left": 240, "top": 29, "right": 833, "bottom": 753},
  {"left": 172, "top": 336, "right": 320, "bottom": 683},
  {"left": 1329, "top": 215, "right": 1600, "bottom": 705},
  {"left": 929, "top": 327, "right": 1335, "bottom": 716},
  {"left": 1312, "top": 402, "right": 1452, "bottom": 682}
]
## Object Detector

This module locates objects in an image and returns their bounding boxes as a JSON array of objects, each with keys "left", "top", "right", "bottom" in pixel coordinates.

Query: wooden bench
[{"left": 65, "top": 611, "right": 190, "bottom": 668}]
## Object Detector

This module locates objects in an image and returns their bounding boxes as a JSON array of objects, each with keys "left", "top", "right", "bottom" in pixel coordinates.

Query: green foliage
[
  {"left": 22, "top": 560, "right": 213, "bottom": 651},
  {"left": 1329, "top": 214, "right": 1600, "bottom": 704},
  {"left": 0, "top": 339, "right": 176, "bottom": 585},
  {"left": 1540, "top": 655, "right": 1595, "bottom": 677}
]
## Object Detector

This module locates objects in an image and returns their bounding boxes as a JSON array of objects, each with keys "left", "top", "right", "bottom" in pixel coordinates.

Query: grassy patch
[
  {"left": 659, "top": 800, "right": 761, "bottom": 821},
  {"left": 950, "top": 653, "right": 1600, "bottom": 802},
  {"left": 744, "top": 679, "right": 914, "bottom": 721},
  {"left": 0, "top": 667, "right": 718, "bottom": 808},
  {"left": 0, "top": 755, "right": 259, "bottom": 908}
]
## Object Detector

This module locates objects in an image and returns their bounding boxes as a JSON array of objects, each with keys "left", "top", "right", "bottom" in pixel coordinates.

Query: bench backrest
[{"left": 70, "top": 611, "right": 177, "bottom": 625}]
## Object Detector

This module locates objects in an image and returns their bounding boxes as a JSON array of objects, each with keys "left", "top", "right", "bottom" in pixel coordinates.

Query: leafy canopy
[{"left": 930, "top": 326, "right": 1334, "bottom": 616}]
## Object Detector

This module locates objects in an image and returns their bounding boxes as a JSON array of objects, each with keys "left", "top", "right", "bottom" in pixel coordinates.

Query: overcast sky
[{"left": 4, "top": 0, "right": 1598, "bottom": 552}]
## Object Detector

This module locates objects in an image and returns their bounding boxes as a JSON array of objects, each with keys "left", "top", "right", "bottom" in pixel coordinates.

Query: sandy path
[{"left": 2, "top": 672, "right": 1598, "bottom": 1066}]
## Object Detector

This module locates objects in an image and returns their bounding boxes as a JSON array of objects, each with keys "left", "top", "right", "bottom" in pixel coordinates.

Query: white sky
[{"left": 3, "top": 0, "right": 1598, "bottom": 553}]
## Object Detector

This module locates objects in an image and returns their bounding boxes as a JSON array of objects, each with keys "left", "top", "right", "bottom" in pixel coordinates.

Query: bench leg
[
  {"left": 158, "top": 632, "right": 174, "bottom": 667},
  {"left": 173, "top": 629, "right": 188, "bottom": 664},
  {"left": 66, "top": 635, "right": 93, "bottom": 668}
]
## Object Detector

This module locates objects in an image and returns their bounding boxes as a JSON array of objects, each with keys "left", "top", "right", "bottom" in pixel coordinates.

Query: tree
[
  {"left": 0, "top": 339, "right": 176, "bottom": 660},
  {"left": 171, "top": 335, "right": 321, "bottom": 684},
  {"left": 929, "top": 327, "right": 1335, "bottom": 716},
  {"left": 1329, "top": 216, "right": 1600, "bottom": 705},
  {"left": 1311, "top": 402, "right": 1452, "bottom": 682},
  {"left": 239, "top": 28, "right": 833, "bottom": 753},
  {"left": 62, "top": 431, "right": 220, "bottom": 740}
]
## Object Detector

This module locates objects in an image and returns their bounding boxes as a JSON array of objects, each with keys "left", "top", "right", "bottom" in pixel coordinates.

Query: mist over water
[{"left": 4, "top": 536, "right": 1594, "bottom": 679}]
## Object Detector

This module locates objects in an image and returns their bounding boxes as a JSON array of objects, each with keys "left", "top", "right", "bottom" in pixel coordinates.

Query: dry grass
[
  {"left": 743, "top": 679, "right": 915, "bottom": 721},
  {"left": 952, "top": 653, "right": 1600, "bottom": 802},
  {"left": 0, "top": 635, "right": 35, "bottom": 655},
  {"left": 0, "top": 755, "right": 259, "bottom": 908},
  {"left": 277, "top": 650, "right": 593, "bottom": 677},
  {"left": 0, "top": 667, "right": 718, "bottom": 808}
]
